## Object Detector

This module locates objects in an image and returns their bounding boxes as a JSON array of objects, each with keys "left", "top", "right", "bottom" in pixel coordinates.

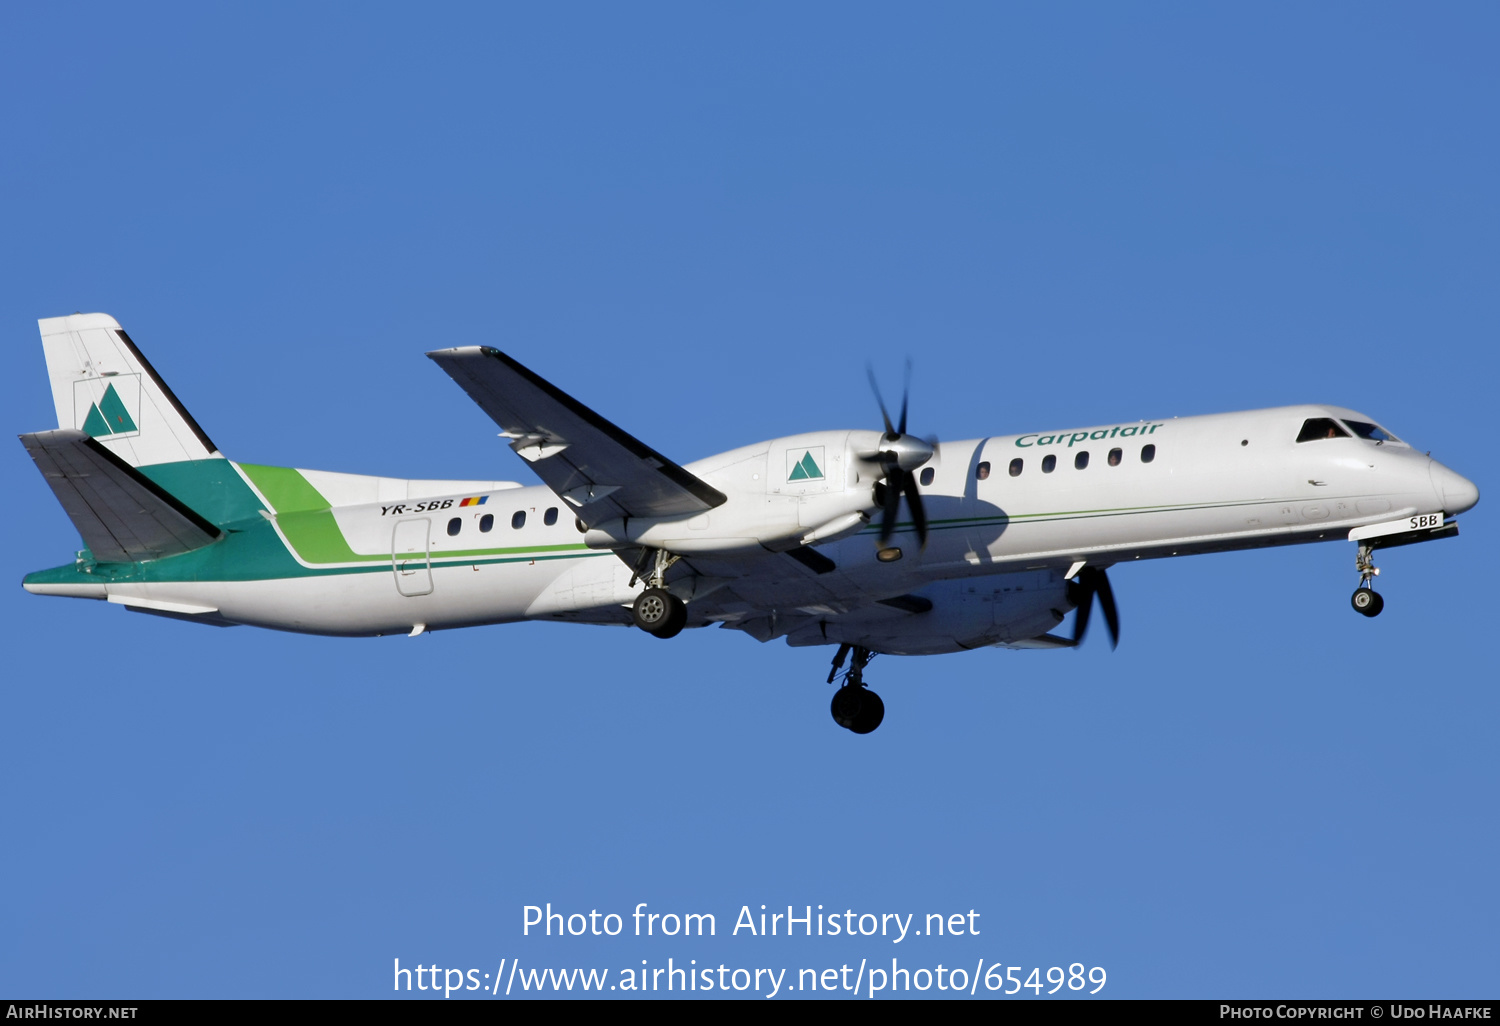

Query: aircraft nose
[{"left": 1430, "top": 460, "right": 1480, "bottom": 515}]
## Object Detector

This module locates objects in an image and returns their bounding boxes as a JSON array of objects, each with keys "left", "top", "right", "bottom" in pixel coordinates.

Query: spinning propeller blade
[
  {"left": 878, "top": 473, "right": 903, "bottom": 546},
  {"left": 897, "top": 359, "right": 910, "bottom": 436},
  {"left": 866, "top": 366, "right": 896, "bottom": 439},
  {"left": 866, "top": 362, "right": 934, "bottom": 550},
  {"left": 902, "top": 472, "right": 927, "bottom": 547},
  {"left": 1070, "top": 566, "right": 1121, "bottom": 650}
]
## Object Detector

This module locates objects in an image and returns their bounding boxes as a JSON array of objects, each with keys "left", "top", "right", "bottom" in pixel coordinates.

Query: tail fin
[{"left": 38, "top": 313, "right": 219, "bottom": 467}]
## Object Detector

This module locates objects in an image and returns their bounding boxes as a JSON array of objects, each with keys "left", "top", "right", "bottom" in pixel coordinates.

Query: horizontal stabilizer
[
  {"left": 427, "top": 347, "right": 726, "bottom": 527},
  {"left": 20, "top": 429, "right": 222, "bottom": 563}
]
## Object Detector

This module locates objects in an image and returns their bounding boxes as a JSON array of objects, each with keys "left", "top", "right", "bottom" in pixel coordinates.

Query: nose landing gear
[
  {"left": 827, "top": 643, "right": 885, "bottom": 734},
  {"left": 1351, "top": 542, "right": 1384, "bottom": 617}
]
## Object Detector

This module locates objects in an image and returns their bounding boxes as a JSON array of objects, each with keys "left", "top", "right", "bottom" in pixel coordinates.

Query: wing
[
  {"left": 21, "top": 429, "right": 222, "bottom": 563},
  {"left": 426, "top": 347, "right": 726, "bottom": 526}
]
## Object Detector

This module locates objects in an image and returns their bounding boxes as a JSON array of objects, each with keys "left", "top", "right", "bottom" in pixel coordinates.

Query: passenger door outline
[{"left": 392, "top": 518, "right": 433, "bottom": 597}]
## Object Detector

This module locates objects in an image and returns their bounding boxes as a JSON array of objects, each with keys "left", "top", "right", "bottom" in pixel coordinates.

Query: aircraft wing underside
[
  {"left": 540, "top": 542, "right": 886, "bottom": 637},
  {"left": 655, "top": 546, "right": 907, "bottom": 643},
  {"left": 427, "top": 347, "right": 726, "bottom": 528}
]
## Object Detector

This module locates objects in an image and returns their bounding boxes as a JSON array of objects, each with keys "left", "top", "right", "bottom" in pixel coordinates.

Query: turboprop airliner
[{"left": 21, "top": 314, "right": 1479, "bottom": 734}]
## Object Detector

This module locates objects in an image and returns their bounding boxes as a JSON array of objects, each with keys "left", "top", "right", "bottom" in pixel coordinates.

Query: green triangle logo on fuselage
[{"left": 789, "top": 451, "right": 824, "bottom": 481}]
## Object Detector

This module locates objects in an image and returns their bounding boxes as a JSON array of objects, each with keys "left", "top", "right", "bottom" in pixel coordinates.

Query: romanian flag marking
[{"left": 459, "top": 496, "right": 488, "bottom": 507}]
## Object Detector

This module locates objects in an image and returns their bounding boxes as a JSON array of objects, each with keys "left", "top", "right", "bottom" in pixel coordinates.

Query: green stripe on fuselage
[
  {"left": 27, "top": 457, "right": 604, "bottom": 590},
  {"left": 233, "top": 463, "right": 595, "bottom": 569},
  {"left": 237, "top": 463, "right": 378, "bottom": 565},
  {"left": 237, "top": 463, "right": 329, "bottom": 514}
]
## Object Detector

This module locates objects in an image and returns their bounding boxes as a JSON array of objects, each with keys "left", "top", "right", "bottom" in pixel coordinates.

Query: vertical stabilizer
[{"left": 38, "top": 313, "right": 219, "bottom": 467}]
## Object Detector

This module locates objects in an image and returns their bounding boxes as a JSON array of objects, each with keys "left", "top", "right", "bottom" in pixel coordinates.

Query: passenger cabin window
[
  {"left": 1009, "top": 458, "right": 1023, "bottom": 477},
  {"left": 920, "top": 467, "right": 934, "bottom": 486},
  {"left": 976, "top": 462, "right": 990, "bottom": 480},
  {"left": 1343, "top": 420, "right": 1398, "bottom": 443},
  {"left": 1141, "top": 444, "right": 1156, "bottom": 463},
  {"left": 446, "top": 517, "right": 461, "bottom": 537},
  {"left": 479, "top": 513, "right": 494, "bottom": 532},
  {"left": 544, "top": 507, "right": 559, "bottom": 526},
  {"left": 1075, "top": 451, "right": 1089, "bottom": 470},
  {"left": 1042, "top": 454, "right": 1056, "bottom": 473},
  {"left": 1108, "top": 447, "right": 1122, "bottom": 466},
  {"left": 1296, "top": 418, "right": 1351, "bottom": 443},
  {"left": 512, "top": 510, "right": 527, "bottom": 529}
]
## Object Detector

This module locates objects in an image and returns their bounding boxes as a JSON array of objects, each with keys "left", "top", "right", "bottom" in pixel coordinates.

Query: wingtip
[{"left": 425, "top": 345, "right": 501, "bottom": 360}]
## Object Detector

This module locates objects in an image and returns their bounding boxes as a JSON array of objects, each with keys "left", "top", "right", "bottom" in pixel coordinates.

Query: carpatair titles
[{"left": 1015, "top": 423, "right": 1164, "bottom": 448}]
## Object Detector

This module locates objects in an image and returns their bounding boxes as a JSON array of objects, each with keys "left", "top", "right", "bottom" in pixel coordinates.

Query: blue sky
[{"left": 2, "top": 3, "right": 1495, "bottom": 999}]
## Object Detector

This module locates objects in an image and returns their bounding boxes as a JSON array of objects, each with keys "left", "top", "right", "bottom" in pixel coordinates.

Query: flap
[
  {"left": 427, "top": 347, "right": 726, "bottom": 526},
  {"left": 20, "top": 429, "right": 222, "bottom": 563}
]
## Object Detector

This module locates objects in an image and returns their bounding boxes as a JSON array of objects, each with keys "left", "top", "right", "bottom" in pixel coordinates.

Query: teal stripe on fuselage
[
  {"left": 137, "top": 458, "right": 268, "bottom": 527},
  {"left": 23, "top": 528, "right": 604, "bottom": 587}
]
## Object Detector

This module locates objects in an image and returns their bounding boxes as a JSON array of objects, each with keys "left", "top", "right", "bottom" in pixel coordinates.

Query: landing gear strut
[
  {"left": 1351, "top": 543, "right": 1385, "bottom": 618},
  {"left": 827, "top": 643, "right": 885, "bottom": 734},
  {"left": 631, "top": 549, "right": 687, "bottom": 638}
]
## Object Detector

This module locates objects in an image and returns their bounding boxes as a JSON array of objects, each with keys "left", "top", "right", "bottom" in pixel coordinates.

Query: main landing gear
[
  {"left": 827, "top": 643, "right": 885, "bottom": 734},
  {"left": 1351, "top": 542, "right": 1385, "bottom": 618},
  {"left": 632, "top": 587, "right": 686, "bottom": 638},
  {"left": 631, "top": 549, "right": 687, "bottom": 639}
]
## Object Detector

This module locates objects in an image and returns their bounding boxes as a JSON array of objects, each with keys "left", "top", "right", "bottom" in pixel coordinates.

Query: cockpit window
[
  {"left": 1296, "top": 418, "right": 1351, "bottom": 443},
  {"left": 1342, "top": 420, "right": 1399, "bottom": 443}
]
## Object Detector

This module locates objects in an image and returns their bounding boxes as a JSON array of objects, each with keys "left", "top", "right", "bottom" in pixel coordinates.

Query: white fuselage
[{"left": 66, "top": 404, "right": 1475, "bottom": 653}]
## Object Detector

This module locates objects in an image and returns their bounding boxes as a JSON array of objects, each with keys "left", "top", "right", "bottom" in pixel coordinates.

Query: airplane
[{"left": 20, "top": 313, "right": 1480, "bottom": 734}]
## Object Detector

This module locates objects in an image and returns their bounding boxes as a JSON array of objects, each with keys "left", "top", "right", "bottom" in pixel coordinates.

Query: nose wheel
[
  {"left": 826, "top": 644, "right": 885, "bottom": 733},
  {"left": 1351, "top": 543, "right": 1384, "bottom": 618},
  {"left": 1351, "top": 588, "right": 1384, "bottom": 617}
]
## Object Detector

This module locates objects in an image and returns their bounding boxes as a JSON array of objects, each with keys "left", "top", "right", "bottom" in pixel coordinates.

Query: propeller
[
  {"left": 865, "top": 362, "right": 935, "bottom": 550},
  {"left": 1068, "top": 566, "right": 1121, "bottom": 649}
]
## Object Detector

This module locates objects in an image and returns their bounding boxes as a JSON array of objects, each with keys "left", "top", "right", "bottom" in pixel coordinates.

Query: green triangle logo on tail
[
  {"left": 82, "top": 383, "right": 139, "bottom": 437},
  {"left": 789, "top": 451, "right": 824, "bottom": 481},
  {"left": 98, "top": 383, "right": 138, "bottom": 433},
  {"left": 82, "top": 403, "right": 112, "bottom": 437}
]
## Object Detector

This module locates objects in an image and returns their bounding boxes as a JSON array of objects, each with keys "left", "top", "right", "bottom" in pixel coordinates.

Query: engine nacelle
[{"left": 582, "top": 429, "right": 891, "bottom": 555}]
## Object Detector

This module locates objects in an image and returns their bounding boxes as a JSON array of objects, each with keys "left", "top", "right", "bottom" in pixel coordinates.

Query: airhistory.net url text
[{"left": 393, "top": 957, "right": 1107, "bottom": 998}]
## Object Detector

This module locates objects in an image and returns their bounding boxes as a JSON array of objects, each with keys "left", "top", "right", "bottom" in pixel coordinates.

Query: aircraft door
[{"left": 392, "top": 518, "right": 433, "bottom": 596}]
